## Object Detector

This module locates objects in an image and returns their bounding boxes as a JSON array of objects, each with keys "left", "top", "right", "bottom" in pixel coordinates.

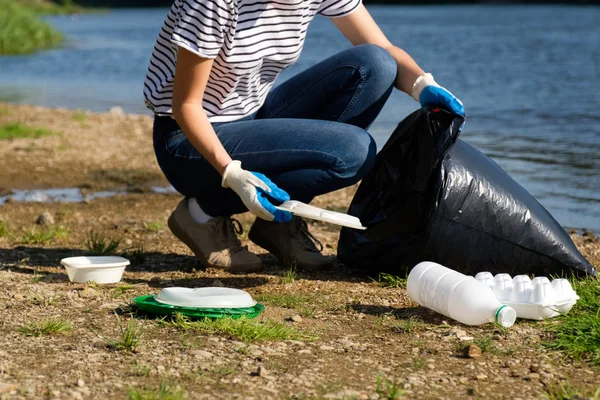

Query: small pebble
[
  {"left": 35, "top": 212, "right": 55, "bottom": 226},
  {"left": 463, "top": 344, "right": 482, "bottom": 359}
]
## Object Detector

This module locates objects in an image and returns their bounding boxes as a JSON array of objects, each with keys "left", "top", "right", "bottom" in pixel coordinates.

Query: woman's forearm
[
  {"left": 173, "top": 103, "right": 232, "bottom": 176},
  {"left": 384, "top": 45, "right": 425, "bottom": 96}
]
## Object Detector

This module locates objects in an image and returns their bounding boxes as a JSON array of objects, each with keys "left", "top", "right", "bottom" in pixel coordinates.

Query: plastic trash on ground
[
  {"left": 133, "top": 287, "right": 264, "bottom": 319},
  {"left": 61, "top": 256, "right": 129, "bottom": 284},
  {"left": 407, "top": 261, "right": 516, "bottom": 327},
  {"left": 474, "top": 272, "right": 579, "bottom": 320},
  {"left": 338, "top": 107, "right": 596, "bottom": 278},
  {"left": 276, "top": 200, "right": 365, "bottom": 230}
]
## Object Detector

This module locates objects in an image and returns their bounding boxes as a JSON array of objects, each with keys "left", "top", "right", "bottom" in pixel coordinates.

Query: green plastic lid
[{"left": 132, "top": 295, "right": 264, "bottom": 319}]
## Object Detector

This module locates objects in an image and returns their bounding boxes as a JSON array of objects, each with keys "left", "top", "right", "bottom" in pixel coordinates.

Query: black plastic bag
[{"left": 337, "top": 108, "right": 596, "bottom": 277}]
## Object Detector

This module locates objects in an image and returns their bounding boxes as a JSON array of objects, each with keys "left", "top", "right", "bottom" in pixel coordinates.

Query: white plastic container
[
  {"left": 407, "top": 261, "right": 516, "bottom": 327},
  {"left": 474, "top": 272, "right": 579, "bottom": 320},
  {"left": 154, "top": 287, "right": 257, "bottom": 308},
  {"left": 275, "top": 200, "right": 366, "bottom": 230},
  {"left": 61, "top": 256, "right": 129, "bottom": 284}
]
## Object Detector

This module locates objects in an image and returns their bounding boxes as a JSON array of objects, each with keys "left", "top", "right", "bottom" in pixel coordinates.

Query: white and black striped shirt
[{"left": 143, "top": 0, "right": 361, "bottom": 122}]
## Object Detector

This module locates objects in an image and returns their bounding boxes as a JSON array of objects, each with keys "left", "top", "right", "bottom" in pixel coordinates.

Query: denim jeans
[{"left": 153, "top": 44, "right": 397, "bottom": 217}]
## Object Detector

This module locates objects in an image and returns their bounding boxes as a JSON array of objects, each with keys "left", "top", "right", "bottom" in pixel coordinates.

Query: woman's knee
[
  {"left": 353, "top": 44, "right": 397, "bottom": 88},
  {"left": 333, "top": 125, "right": 377, "bottom": 181}
]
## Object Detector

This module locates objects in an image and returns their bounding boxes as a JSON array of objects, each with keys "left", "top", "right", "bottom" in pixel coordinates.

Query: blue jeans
[{"left": 153, "top": 44, "right": 397, "bottom": 217}]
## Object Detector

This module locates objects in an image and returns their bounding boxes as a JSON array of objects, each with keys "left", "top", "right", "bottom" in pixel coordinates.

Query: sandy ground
[{"left": 0, "top": 102, "right": 599, "bottom": 399}]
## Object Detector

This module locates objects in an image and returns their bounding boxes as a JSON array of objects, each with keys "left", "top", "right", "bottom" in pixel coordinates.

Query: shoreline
[{"left": 0, "top": 101, "right": 598, "bottom": 399}]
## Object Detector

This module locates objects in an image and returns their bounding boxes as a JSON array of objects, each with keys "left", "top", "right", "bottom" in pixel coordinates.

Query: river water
[{"left": 0, "top": 5, "right": 598, "bottom": 231}]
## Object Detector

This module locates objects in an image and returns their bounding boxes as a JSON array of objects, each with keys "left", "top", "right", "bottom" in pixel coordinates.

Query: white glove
[
  {"left": 412, "top": 73, "right": 465, "bottom": 116},
  {"left": 221, "top": 160, "right": 292, "bottom": 222}
]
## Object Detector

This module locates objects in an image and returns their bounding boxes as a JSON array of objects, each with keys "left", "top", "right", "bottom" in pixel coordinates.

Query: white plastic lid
[
  {"left": 154, "top": 287, "right": 257, "bottom": 308},
  {"left": 495, "top": 305, "right": 517, "bottom": 328},
  {"left": 60, "top": 256, "right": 130, "bottom": 269},
  {"left": 275, "top": 200, "right": 366, "bottom": 230}
]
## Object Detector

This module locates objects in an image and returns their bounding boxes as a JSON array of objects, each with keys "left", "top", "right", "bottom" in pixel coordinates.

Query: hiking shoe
[
  {"left": 167, "top": 198, "right": 262, "bottom": 273},
  {"left": 248, "top": 216, "right": 333, "bottom": 271}
]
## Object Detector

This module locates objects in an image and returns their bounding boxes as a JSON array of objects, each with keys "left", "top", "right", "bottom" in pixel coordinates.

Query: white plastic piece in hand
[
  {"left": 274, "top": 200, "right": 366, "bottom": 230},
  {"left": 154, "top": 287, "right": 257, "bottom": 308},
  {"left": 60, "top": 256, "right": 129, "bottom": 284},
  {"left": 474, "top": 272, "right": 580, "bottom": 320}
]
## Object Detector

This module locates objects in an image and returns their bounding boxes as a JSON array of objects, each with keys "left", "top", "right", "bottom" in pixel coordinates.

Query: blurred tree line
[{"left": 53, "top": 0, "right": 600, "bottom": 6}]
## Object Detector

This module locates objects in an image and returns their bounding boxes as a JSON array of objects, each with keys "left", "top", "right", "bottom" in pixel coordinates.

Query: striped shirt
[{"left": 143, "top": 0, "right": 362, "bottom": 123}]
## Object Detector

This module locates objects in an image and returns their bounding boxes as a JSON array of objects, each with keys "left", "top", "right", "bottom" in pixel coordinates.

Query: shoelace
[
  {"left": 214, "top": 217, "right": 246, "bottom": 254},
  {"left": 291, "top": 217, "right": 324, "bottom": 252}
]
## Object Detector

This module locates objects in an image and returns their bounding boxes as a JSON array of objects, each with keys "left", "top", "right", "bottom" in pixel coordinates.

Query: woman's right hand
[{"left": 221, "top": 160, "right": 293, "bottom": 222}]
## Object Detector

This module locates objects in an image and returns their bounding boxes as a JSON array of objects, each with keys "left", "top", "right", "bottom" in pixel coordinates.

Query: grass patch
[
  {"left": 254, "top": 293, "right": 312, "bottom": 309},
  {"left": 392, "top": 316, "right": 424, "bottom": 334},
  {"left": 543, "top": 276, "right": 600, "bottom": 365},
  {"left": 0, "top": 220, "right": 9, "bottom": 237},
  {"left": 162, "top": 313, "right": 316, "bottom": 342},
  {"left": 376, "top": 376, "right": 405, "bottom": 399},
  {"left": 0, "top": 1, "right": 63, "bottom": 55},
  {"left": 19, "top": 318, "right": 71, "bottom": 336},
  {"left": 0, "top": 123, "right": 57, "bottom": 140},
  {"left": 280, "top": 266, "right": 297, "bottom": 284},
  {"left": 111, "top": 284, "right": 142, "bottom": 298},
  {"left": 372, "top": 272, "right": 407, "bottom": 289},
  {"left": 127, "top": 382, "right": 185, "bottom": 400},
  {"left": 16, "top": 225, "right": 67, "bottom": 244},
  {"left": 144, "top": 221, "right": 164, "bottom": 232},
  {"left": 72, "top": 111, "right": 87, "bottom": 122},
  {"left": 0, "top": 106, "right": 9, "bottom": 115},
  {"left": 96, "top": 314, "right": 145, "bottom": 352},
  {"left": 544, "top": 381, "right": 600, "bottom": 400},
  {"left": 84, "top": 230, "right": 121, "bottom": 255}
]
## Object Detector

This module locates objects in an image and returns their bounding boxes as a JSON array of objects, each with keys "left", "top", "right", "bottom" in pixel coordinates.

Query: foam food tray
[
  {"left": 275, "top": 200, "right": 366, "bottom": 230},
  {"left": 154, "top": 287, "right": 257, "bottom": 308},
  {"left": 474, "top": 272, "right": 579, "bottom": 320}
]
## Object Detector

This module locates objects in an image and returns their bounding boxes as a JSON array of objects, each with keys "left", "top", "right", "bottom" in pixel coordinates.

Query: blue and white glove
[
  {"left": 412, "top": 73, "right": 464, "bottom": 116},
  {"left": 222, "top": 160, "right": 292, "bottom": 222}
]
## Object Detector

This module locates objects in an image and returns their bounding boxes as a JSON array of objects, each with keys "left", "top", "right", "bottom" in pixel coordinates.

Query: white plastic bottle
[{"left": 407, "top": 261, "right": 517, "bottom": 327}]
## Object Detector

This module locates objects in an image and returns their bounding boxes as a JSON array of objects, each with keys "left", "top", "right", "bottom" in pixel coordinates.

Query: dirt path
[{"left": 0, "top": 103, "right": 598, "bottom": 399}]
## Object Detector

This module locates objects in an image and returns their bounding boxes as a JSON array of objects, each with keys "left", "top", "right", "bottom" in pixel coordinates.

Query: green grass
[
  {"left": 0, "top": 123, "right": 57, "bottom": 140},
  {"left": 16, "top": 225, "right": 67, "bottom": 244},
  {"left": 544, "top": 381, "right": 600, "bottom": 400},
  {"left": 127, "top": 382, "right": 185, "bottom": 400},
  {"left": 0, "top": 220, "right": 9, "bottom": 237},
  {"left": 280, "top": 266, "right": 297, "bottom": 284},
  {"left": 111, "top": 284, "right": 142, "bottom": 298},
  {"left": 144, "top": 221, "right": 164, "bottom": 232},
  {"left": 376, "top": 376, "right": 405, "bottom": 399},
  {"left": 96, "top": 314, "right": 145, "bottom": 352},
  {"left": 543, "top": 276, "right": 600, "bottom": 365},
  {"left": 255, "top": 293, "right": 312, "bottom": 309},
  {"left": 162, "top": 313, "right": 316, "bottom": 342},
  {"left": 392, "top": 316, "right": 424, "bottom": 334},
  {"left": 19, "top": 318, "right": 71, "bottom": 336},
  {"left": 72, "top": 111, "right": 87, "bottom": 122},
  {"left": 0, "top": 1, "right": 63, "bottom": 55},
  {"left": 83, "top": 230, "right": 121, "bottom": 255},
  {"left": 372, "top": 272, "right": 407, "bottom": 289}
]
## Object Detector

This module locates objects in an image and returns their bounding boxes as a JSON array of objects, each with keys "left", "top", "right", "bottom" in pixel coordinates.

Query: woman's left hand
[{"left": 412, "top": 73, "right": 465, "bottom": 116}]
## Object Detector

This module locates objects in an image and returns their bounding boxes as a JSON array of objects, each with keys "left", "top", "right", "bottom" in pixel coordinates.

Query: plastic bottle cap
[{"left": 495, "top": 305, "right": 517, "bottom": 328}]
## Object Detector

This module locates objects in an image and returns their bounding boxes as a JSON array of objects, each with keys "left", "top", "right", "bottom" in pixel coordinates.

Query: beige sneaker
[
  {"left": 167, "top": 199, "right": 262, "bottom": 273},
  {"left": 248, "top": 216, "right": 333, "bottom": 271}
]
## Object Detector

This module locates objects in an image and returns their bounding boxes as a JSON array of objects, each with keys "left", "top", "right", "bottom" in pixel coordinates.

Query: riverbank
[{"left": 0, "top": 102, "right": 598, "bottom": 399}]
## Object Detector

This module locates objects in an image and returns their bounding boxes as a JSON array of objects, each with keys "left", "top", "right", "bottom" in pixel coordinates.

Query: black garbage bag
[{"left": 338, "top": 108, "right": 596, "bottom": 277}]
